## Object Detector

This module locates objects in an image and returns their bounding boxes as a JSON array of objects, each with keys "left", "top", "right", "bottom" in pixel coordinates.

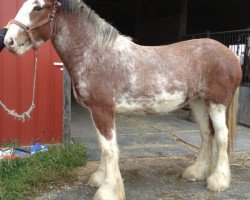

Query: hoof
[
  {"left": 87, "top": 169, "right": 105, "bottom": 188},
  {"left": 93, "top": 182, "right": 125, "bottom": 200},
  {"left": 182, "top": 163, "right": 210, "bottom": 181},
  {"left": 207, "top": 171, "right": 230, "bottom": 192}
]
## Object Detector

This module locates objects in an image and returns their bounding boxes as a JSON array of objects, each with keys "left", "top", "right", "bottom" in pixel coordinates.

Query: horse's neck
[
  {"left": 51, "top": 11, "right": 120, "bottom": 73},
  {"left": 51, "top": 15, "right": 98, "bottom": 70}
]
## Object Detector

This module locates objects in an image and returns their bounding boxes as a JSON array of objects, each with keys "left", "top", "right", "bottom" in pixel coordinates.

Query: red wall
[{"left": 0, "top": 0, "right": 63, "bottom": 145}]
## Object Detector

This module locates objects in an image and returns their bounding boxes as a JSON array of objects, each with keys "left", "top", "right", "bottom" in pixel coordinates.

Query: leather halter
[{"left": 10, "top": 1, "right": 61, "bottom": 50}]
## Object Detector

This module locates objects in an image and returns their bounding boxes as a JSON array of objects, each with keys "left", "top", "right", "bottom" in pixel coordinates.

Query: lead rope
[{"left": 0, "top": 49, "right": 38, "bottom": 122}]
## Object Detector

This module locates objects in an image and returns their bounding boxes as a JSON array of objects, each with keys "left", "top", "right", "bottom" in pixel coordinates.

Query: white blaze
[
  {"left": 7, "top": 0, "right": 42, "bottom": 37},
  {"left": 5, "top": 0, "right": 46, "bottom": 54}
]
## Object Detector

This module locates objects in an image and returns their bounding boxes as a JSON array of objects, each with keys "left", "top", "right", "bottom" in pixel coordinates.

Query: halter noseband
[{"left": 10, "top": 1, "right": 61, "bottom": 50}]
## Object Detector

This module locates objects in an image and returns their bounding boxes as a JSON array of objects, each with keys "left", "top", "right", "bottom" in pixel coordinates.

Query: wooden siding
[{"left": 0, "top": 0, "right": 63, "bottom": 145}]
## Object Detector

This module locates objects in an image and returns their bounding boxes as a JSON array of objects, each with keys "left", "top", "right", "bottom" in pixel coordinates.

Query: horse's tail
[{"left": 226, "top": 87, "right": 239, "bottom": 153}]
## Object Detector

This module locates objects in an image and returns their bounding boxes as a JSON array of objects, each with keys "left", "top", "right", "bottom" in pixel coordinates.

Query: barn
[{"left": 0, "top": 0, "right": 249, "bottom": 145}]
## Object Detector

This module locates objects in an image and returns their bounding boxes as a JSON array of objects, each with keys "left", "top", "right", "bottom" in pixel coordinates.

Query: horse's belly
[{"left": 115, "top": 91, "right": 186, "bottom": 114}]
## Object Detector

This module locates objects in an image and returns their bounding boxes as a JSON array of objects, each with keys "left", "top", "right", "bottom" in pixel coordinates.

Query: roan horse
[{"left": 4, "top": 0, "right": 242, "bottom": 199}]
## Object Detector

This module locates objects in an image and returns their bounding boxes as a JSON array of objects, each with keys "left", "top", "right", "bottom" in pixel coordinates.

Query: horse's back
[
  {"left": 125, "top": 38, "right": 242, "bottom": 107},
  {"left": 148, "top": 38, "right": 242, "bottom": 106}
]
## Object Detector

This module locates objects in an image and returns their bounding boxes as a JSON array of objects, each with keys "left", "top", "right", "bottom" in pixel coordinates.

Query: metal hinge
[{"left": 53, "top": 62, "right": 64, "bottom": 70}]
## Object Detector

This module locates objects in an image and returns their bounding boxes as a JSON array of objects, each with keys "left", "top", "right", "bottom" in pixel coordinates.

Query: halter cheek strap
[{"left": 10, "top": 1, "right": 61, "bottom": 50}]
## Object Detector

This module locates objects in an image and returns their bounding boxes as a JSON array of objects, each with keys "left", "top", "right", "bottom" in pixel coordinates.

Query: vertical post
[
  {"left": 63, "top": 67, "right": 71, "bottom": 145},
  {"left": 179, "top": 0, "right": 188, "bottom": 40},
  {"left": 135, "top": 0, "right": 143, "bottom": 41}
]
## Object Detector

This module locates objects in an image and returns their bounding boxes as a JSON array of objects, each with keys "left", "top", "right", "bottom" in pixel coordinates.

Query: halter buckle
[
  {"left": 25, "top": 26, "right": 31, "bottom": 32},
  {"left": 48, "top": 14, "right": 54, "bottom": 20}
]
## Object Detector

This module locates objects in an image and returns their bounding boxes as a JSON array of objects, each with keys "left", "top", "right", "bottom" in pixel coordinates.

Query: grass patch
[
  {"left": 2, "top": 141, "right": 20, "bottom": 148},
  {"left": 0, "top": 142, "right": 87, "bottom": 200}
]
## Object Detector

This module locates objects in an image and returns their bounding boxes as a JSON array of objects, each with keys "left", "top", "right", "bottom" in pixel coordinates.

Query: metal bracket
[{"left": 53, "top": 62, "right": 64, "bottom": 70}]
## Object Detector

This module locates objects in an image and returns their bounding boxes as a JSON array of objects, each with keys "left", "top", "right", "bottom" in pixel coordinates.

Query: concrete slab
[
  {"left": 172, "top": 127, "right": 250, "bottom": 152},
  {"left": 71, "top": 102, "right": 198, "bottom": 161},
  {"left": 73, "top": 132, "right": 195, "bottom": 161}
]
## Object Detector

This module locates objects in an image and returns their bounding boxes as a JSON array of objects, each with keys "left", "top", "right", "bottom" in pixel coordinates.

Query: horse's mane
[{"left": 59, "top": 0, "right": 119, "bottom": 47}]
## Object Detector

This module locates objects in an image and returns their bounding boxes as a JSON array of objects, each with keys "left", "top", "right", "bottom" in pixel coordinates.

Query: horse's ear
[{"left": 54, "top": 1, "right": 62, "bottom": 8}]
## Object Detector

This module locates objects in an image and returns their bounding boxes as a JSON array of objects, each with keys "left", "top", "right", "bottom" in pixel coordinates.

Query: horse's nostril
[{"left": 6, "top": 37, "right": 15, "bottom": 47}]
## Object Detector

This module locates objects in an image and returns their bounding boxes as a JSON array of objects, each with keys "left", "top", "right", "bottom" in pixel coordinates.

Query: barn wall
[
  {"left": 239, "top": 86, "right": 250, "bottom": 126},
  {"left": 187, "top": 0, "right": 250, "bottom": 34},
  {"left": 136, "top": 15, "right": 181, "bottom": 45},
  {"left": 135, "top": 0, "right": 182, "bottom": 45},
  {"left": 0, "top": 0, "right": 63, "bottom": 145}
]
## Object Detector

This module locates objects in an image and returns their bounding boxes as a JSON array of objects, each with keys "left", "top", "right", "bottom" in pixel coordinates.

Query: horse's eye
[{"left": 34, "top": 6, "right": 42, "bottom": 11}]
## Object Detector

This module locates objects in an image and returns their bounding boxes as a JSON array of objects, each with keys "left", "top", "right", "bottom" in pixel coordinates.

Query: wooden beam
[
  {"left": 63, "top": 67, "right": 71, "bottom": 145},
  {"left": 135, "top": 0, "right": 143, "bottom": 38},
  {"left": 86, "top": 0, "right": 119, "bottom": 5},
  {"left": 239, "top": 86, "right": 250, "bottom": 126},
  {"left": 179, "top": 0, "right": 188, "bottom": 40}
]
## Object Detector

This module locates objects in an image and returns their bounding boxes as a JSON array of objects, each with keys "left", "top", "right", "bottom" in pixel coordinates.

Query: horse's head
[{"left": 4, "top": 0, "right": 60, "bottom": 55}]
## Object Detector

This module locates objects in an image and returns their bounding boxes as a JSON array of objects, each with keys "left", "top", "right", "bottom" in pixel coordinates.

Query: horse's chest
[{"left": 115, "top": 91, "right": 186, "bottom": 114}]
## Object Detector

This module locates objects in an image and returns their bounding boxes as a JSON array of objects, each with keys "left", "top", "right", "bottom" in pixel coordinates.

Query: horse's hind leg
[
  {"left": 207, "top": 103, "right": 230, "bottom": 192},
  {"left": 88, "top": 105, "right": 125, "bottom": 200},
  {"left": 182, "top": 98, "right": 213, "bottom": 181}
]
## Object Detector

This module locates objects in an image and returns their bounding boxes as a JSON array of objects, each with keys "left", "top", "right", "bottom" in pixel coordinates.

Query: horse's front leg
[
  {"left": 88, "top": 105, "right": 125, "bottom": 200},
  {"left": 87, "top": 152, "right": 106, "bottom": 187}
]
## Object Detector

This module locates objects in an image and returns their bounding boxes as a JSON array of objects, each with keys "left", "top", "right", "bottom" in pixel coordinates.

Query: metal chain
[{"left": 0, "top": 49, "right": 38, "bottom": 122}]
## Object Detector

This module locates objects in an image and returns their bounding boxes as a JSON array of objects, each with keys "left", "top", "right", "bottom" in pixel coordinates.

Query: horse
[{"left": 4, "top": 0, "right": 242, "bottom": 199}]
